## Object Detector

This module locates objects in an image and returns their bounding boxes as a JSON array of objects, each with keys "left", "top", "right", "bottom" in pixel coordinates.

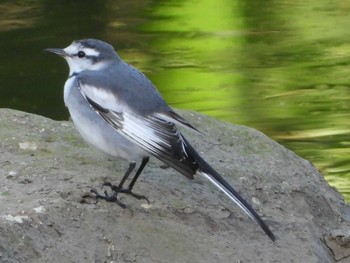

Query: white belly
[{"left": 63, "top": 77, "right": 148, "bottom": 162}]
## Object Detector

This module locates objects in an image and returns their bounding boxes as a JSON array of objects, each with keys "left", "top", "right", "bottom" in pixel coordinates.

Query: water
[{"left": 0, "top": 0, "right": 349, "bottom": 201}]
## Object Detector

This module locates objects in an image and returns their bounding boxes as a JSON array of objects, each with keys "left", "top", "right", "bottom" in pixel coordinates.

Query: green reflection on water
[{"left": 139, "top": 0, "right": 246, "bottom": 120}]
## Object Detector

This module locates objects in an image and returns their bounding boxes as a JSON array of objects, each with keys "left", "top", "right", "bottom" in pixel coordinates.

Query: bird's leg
[
  {"left": 91, "top": 162, "right": 136, "bottom": 208},
  {"left": 91, "top": 157, "right": 150, "bottom": 207},
  {"left": 118, "top": 157, "right": 149, "bottom": 202}
]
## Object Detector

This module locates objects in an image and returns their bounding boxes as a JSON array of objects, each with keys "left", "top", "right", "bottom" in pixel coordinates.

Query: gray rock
[{"left": 0, "top": 108, "right": 349, "bottom": 263}]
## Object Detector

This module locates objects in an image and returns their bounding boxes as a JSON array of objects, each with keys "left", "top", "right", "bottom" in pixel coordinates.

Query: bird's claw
[
  {"left": 90, "top": 188, "right": 127, "bottom": 208},
  {"left": 90, "top": 182, "right": 149, "bottom": 207}
]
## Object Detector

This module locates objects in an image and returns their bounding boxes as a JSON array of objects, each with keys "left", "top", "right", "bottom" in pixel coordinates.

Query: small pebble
[{"left": 140, "top": 203, "right": 153, "bottom": 209}]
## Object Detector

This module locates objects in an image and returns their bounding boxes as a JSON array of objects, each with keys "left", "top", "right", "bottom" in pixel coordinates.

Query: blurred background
[{"left": 0, "top": 0, "right": 349, "bottom": 202}]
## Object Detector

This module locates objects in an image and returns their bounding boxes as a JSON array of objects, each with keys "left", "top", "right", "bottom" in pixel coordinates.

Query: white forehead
[{"left": 64, "top": 42, "right": 100, "bottom": 56}]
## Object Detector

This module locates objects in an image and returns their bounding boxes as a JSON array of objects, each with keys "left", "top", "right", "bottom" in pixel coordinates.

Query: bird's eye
[{"left": 77, "top": 51, "right": 86, "bottom": 58}]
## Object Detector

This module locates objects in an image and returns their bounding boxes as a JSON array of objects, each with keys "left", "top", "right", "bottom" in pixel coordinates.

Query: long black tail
[{"left": 185, "top": 138, "right": 276, "bottom": 241}]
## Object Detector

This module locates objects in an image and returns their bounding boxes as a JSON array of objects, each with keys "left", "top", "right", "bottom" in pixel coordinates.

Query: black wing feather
[{"left": 85, "top": 95, "right": 198, "bottom": 179}]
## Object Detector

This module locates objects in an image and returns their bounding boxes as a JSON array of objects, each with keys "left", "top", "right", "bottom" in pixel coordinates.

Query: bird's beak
[{"left": 45, "top": 48, "right": 67, "bottom": 57}]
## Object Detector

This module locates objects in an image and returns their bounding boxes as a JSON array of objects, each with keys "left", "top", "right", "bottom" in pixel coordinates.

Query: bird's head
[{"left": 45, "top": 39, "right": 120, "bottom": 76}]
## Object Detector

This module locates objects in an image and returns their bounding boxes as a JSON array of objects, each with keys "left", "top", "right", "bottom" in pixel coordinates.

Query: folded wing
[{"left": 77, "top": 78, "right": 199, "bottom": 179}]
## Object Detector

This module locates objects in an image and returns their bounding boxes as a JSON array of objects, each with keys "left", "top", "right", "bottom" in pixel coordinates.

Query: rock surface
[{"left": 0, "top": 108, "right": 349, "bottom": 263}]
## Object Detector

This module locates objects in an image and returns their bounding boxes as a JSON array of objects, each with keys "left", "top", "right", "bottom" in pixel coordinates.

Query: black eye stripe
[{"left": 73, "top": 51, "right": 99, "bottom": 64}]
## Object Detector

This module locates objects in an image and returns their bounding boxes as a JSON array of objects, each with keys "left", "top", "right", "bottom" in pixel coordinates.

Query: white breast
[{"left": 63, "top": 76, "right": 76, "bottom": 106}]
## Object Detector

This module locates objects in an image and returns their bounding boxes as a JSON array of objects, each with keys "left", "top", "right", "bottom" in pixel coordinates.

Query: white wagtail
[{"left": 45, "top": 39, "right": 275, "bottom": 241}]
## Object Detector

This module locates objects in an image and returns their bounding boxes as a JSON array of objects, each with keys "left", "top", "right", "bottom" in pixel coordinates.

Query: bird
[{"left": 45, "top": 38, "right": 275, "bottom": 241}]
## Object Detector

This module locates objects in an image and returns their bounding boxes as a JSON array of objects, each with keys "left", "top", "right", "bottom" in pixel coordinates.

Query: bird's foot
[
  {"left": 90, "top": 188, "right": 127, "bottom": 209},
  {"left": 90, "top": 182, "right": 149, "bottom": 208},
  {"left": 118, "top": 188, "right": 150, "bottom": 203}
]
